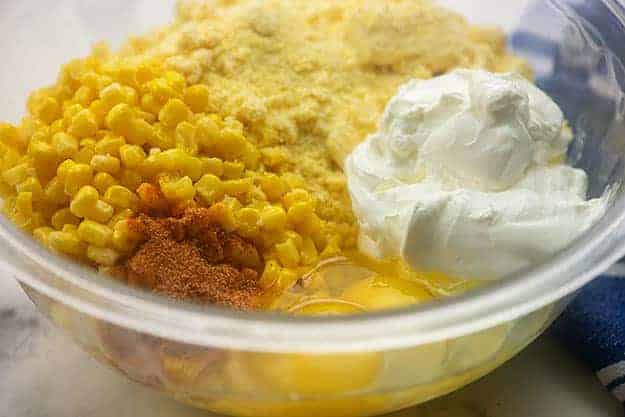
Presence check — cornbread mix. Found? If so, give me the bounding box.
[0,0,577,315]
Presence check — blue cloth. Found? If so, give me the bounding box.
[510,0,625,405]
[552,275,625,404]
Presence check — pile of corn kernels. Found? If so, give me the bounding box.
[0,44,358,295]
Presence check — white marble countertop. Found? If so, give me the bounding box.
[0,276,621,417]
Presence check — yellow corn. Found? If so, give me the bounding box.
[275,238,300,268]
[87,245,120,266]
[222,161,245,180]
[90,154,120,174]
[2,163,33,186]
[119,144,146,168]
[183,84,210,113]
[195,174,224,205]
[51,208,80,230]
[69,185,99,218]
[105,103,134,136]
[77,220,113,247]
[94,135,126,156]
[159,98,190,128]
[48,231,86,256]
[236,207,260,237]
[160,176,196,201]
[16,177,43,201]
[64,163,93,196]
[112,219,141,252]
[258,174,287,201]
[260,206,287,232]
[119,169,143,191]
[93,172,118,194]
[200,157,223,177]
[33,227,54,247]
[103,185,139,209]
[300,237,319,265]
[68,109,98,138]
[175,121,198,155]
[52,132,79,159]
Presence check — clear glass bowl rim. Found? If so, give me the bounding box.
[2,190,624,353]
[2,0,625,353]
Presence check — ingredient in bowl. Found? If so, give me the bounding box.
[123,204,262,309]
[346,69,609,280]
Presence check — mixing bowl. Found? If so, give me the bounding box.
[2,1,625,416]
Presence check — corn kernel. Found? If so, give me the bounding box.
[112,219,141,252]
[63,104,84,127]
[275,238,300,268]
[16,177,43,201]
[90,154,120,174]
[258,174,287,201]
[104,185,139,209]
[51,208,80,230]
[15,192,33,218]
[208,201,236,231]
[44,177,68,205]
[33,97,61,124]
[68,109,98,138]
[93,172,118,194]
[0,123,26,150]
[126,118,154,146]
[69,185,99,218]
[119,169,143,191]
[29,140,57,169]
[183,84,210,113]
[175,121,198,155]
[287,201,314,225]
[260,260,281,288]
[159,98,190,128]
[108,208,133,228]
[105,103,134,136]
[95,136,125,156]
[62,224,78,234]
[140,93,163,115]
[52,132,79,159]
[222,178,253,197]
[281,173,305,189]
[160,176,196,201]
[260,206,287,232]
[73,86,95,106]
[196,116,220,151]
[195,174,224,205]
[33,227,54,247]
[237,207,260,237]
[87,246,120,266]
[2,163,33,186]
[78,220,113,247]
[283,189,312,209]
[283,230,304,249]
[64,163,93,196]
[217,128,248,160]
[100,83,126,108]
[48,231,86,256]
[260,147,289,168]
[56,159,75,181]
[223,161,245,179]
[119,144,146,168]
[300,237,319,265]
[200,157,223,176]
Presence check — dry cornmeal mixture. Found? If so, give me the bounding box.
[0,0,528,312]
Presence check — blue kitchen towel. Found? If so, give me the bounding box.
[552,274,625,404]
[510,0,625,405]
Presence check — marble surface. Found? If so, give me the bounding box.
[0,275,622,417]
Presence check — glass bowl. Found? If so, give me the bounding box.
[2,1,625,416]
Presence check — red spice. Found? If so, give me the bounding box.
[124,206,263,310]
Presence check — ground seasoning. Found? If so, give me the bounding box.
[124,206,263,310]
